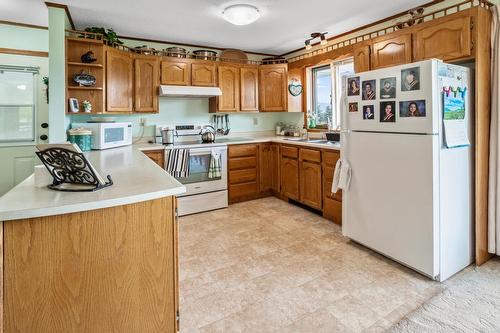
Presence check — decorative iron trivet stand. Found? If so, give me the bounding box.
[36,147,113,192]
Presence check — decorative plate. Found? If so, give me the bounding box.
[73,72,96,87]
[288,79,303,96]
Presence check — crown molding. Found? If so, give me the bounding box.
[279,0,445,57]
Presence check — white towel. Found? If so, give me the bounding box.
[208,150,222,179]
[332,159,351,193]
[164,149,190,178]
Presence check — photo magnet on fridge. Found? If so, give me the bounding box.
[400,100,426,117]
[363,105,375,119]
[380,77,396,99]
[362,80,376,100]
[347,77,360,96]
[380,101,396,122]
[348,102,359,112]
[401,67,420,91]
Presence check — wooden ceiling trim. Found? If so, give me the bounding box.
[45,2,76,30]
[0,48,48,57]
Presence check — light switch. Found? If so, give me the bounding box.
[253,117,258,125]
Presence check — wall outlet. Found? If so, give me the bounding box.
[140,118,147,126]
[253,117,258,126]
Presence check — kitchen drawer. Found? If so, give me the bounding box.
[229,169,257,184]
[229,182,259,199]
[300,148,321,163]
[229,156,257,170]
[323,150,340,168]
[229,144,258,158]
[281,145,298,159]
[323,197,342,225]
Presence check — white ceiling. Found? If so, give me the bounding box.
[2,0,428,55]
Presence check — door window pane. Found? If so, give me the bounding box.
[312,65,332,127]
[333,61,355,127]
[0,70,35,142]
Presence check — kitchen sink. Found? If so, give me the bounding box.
[283,138,309,142]
[307,139,329,143]
[283,138,338,145]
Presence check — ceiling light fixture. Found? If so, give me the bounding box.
[304,32,328,50]
[222,4,260,26]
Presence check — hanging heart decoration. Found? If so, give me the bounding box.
[288,79,303,96]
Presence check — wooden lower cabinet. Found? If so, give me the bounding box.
[2,197,179,333]
[280,146,299,200]
[228,143,341,224]
[299,148,322,210]
[143,149,165,167]
[323,197,342,224]
[259,143,280,194]
[228,144,260,203]
[322,150,342,224]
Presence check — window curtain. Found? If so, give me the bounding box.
[488,5,500,255]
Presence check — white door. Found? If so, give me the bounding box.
[342,131,440,278]
[0,55,49,196]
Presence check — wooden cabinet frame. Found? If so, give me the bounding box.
[371,33,412,70]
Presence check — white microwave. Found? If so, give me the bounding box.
[72,122,133,150]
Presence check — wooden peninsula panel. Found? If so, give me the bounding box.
[3,196,178,333]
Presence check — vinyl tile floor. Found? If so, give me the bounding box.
[178,197,442,333]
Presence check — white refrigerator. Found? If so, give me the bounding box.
[341,59,474,281]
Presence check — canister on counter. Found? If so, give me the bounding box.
[67,128,92,151]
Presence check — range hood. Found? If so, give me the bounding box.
[159,85,222,97]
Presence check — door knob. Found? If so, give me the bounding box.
[39,134,48,141]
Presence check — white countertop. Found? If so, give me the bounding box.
[141,135,341,151]
[0,145,186,221]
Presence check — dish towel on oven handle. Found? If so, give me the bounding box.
[332,159,351,193]
[208,149,222,179]
[164,148,190,178]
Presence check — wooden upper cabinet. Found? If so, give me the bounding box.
[161,59,190,85]
[106,47,133,112]
[134,55,159,113]
[414,15,472,61]
[371,34,412,70]
[191,62,217,86]
[217,65,240,112]
[240,66,259,111]
[259,64,287,112]
[353,43,371,73]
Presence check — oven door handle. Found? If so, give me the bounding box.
[188,147,227,156]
